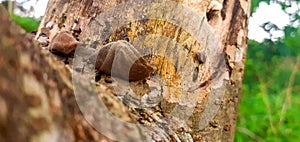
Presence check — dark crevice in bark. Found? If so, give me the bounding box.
[225,54,233,78]
[221,0,228,20]
[227,0,243,45]
[206,10,219,21]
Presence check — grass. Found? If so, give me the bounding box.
[235,55,300,141]
[9,13,40,32]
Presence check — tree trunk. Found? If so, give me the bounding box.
[0,0,250,141]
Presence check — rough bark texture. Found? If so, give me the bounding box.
[0,0,250,141]
[0,6,113,142]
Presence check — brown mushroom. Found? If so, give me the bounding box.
[88,40,155,81]
[49,31,79,55]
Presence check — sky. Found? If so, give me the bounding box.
[9,0,297,42]
[248,2,294,42]
[14,0,48,17]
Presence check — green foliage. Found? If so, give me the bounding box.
[251,0,270,14]
[236,19,300,142]
[283,26,300,55]
[9,14,40,32]
[236,38,300,141]
[236,0,300,141]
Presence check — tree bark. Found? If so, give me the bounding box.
[0,5,115,142]
[0,0,250,141]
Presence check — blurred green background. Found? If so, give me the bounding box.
[236,0,300,141]
[1,0,300,141]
